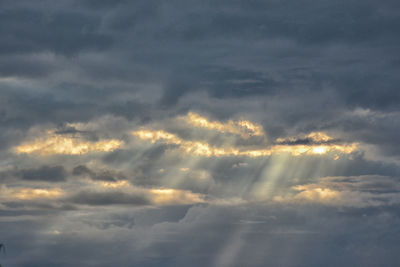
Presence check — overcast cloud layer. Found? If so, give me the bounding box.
[1,1,400,266]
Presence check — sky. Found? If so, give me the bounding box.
[1,0,400,266]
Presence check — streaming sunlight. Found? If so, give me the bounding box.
[251,154,291,200]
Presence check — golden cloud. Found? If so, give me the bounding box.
[149,188,205,205]
[97,180,130,188]
[15,131,123,155]
[273,176,400,207]
[1,185,64,200]
[183,112,264,137]
[276,132,332,144]
[292,185,339,201]
[133,129,357,158]
[91,180,204,205]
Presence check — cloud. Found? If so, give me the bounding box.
[72,165,126,182]
[1,0,400,266]
[275,175,400,207]
[183,112,264,138]
[14,129,123,155]
[0,185,64,200]
[0,165,67,183]
[4,202,400,267]
[67,190,151,206]
[66,186,205,206]
[132,114,357,158]
[0,7,112,56]
[18,165,67,182]
[149,188,205,205]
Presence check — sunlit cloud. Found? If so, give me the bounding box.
[133,129,242,157]
[271,142,358,156]
[0,185,64,200]
[274,186,364,206]
[150,188,205,205]
[276,132,333,143]
[273,186,348,206]
[0,181,205,207]
[83,180,204,206]
[133,129,357,158]
[274,175,400,207]
[293,186,340,201]
[97,180,130,188]
[15,130,123,155]
[183,112,264,137]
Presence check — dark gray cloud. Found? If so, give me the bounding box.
[67,190,151,206]
[275,137,341,146]
[0,165,66,182]
[72,165,126,182]
[19,165,67,182]
[0,7,112,56]
[2,203,400,267]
